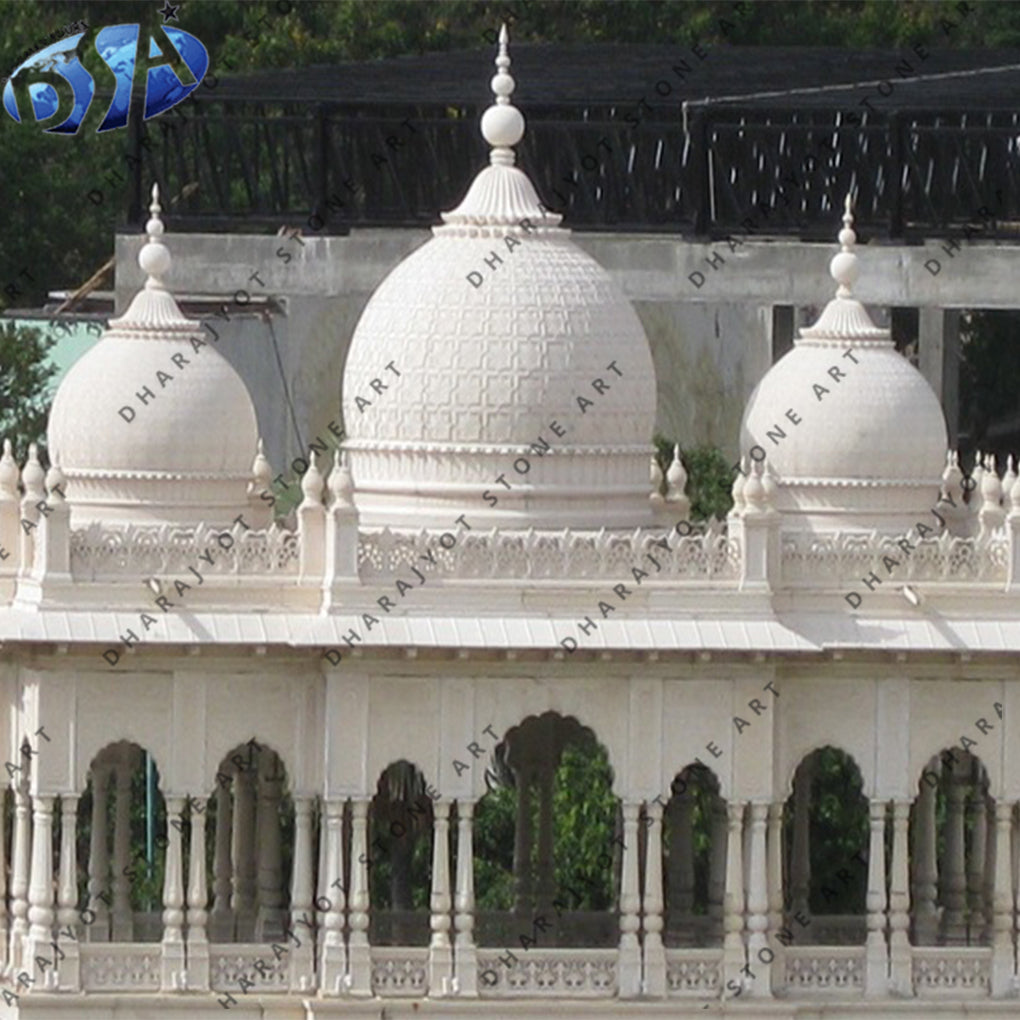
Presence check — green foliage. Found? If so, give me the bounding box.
[792,747,869,916]
[474,728,617,911]
[551,738,617,910]
[0,323,56,462]
[474,783,517,909]
[653,436,735,520]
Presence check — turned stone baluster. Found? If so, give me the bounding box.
[56,795,80,991]
[454,800,478,996]
[641,800,666,997]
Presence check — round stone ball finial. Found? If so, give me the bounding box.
[829,192,858,298]
[138,182,171,287]
[481,22,526,164]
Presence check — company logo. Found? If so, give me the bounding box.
[2,24,209,134]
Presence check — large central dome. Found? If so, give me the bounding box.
[341,27,657,529]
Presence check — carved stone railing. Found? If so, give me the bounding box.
[476,948,617,997]
[209,945,291,993]
[80,944,161,992]
[371,947,429,996]
[912,946,991,996]
[664,947,722,997]
[70,521,300,581]
[359,522,740,581]
[782,946,865,993]
[781,530,1009,586]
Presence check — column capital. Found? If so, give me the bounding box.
[644,798,663,822]
[727,800,747,824]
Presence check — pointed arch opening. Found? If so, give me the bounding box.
[474,712,618,949]
[660,763,726,948]
[77,741,166,943]
[205,739,294,944]
[783,746,869,945]
[368,759,437,947]
[911,746,993,947]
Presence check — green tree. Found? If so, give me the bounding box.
[654,437,735,520]
[0,322,56,462]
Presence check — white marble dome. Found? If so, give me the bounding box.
[47,187,258,525]
[740,199,948,531]
[341,30,657,529]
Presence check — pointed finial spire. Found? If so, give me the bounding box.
[480,23,525,168]
[829,192,858,299]
[138,182,171,292]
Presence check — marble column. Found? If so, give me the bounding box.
[991,800,1016,995]
[641,800,666,996]
[967,782,988,944]
[912,767,939,945]
[942,757,969,943]
[983,797,996,942]
[790,761,813,919]
[535,770,555,919]
[723,801,747,994]
[10,784,33,965]
[0,787,8,968]
[320,799,347,995]
[160,798,186,991]
[209,784,233,941]
[454,800,478,997]
[708,799,728,928]
[670,786,696,916]
[512,769,534,921]
[745,802,770,997]
[617,801,642,997]
[428,799,453,995]
[56,795,80,991]
[186,798,210,989]
[230,768,257,941]
[347,799,372,996]
[254,753,285,941]
[25,795,55,985]
[864,800,889,997]
[766,802,784,936]
[888,799,912,995]
[111,761,133,941]
[288,797,315,990]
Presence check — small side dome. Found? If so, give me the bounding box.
[47,185,259,525]
[740,196,948,531]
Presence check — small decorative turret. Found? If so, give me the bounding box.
[21,444,44,502]
[300,460,324,509]
[328,450,355,510]
[1002,454,1017,505]
[665,445,690,517]
[941,449,963,506]
[730,458,748,517]
[0,439,19,499]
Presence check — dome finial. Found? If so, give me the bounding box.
[138,182,171,292]
[480,23,525,167]
[829,191,858,299]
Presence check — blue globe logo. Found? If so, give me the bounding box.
[2,24,209,134]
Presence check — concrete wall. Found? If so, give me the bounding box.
[115,230,1020,478]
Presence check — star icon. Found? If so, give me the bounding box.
[158,0,180,24]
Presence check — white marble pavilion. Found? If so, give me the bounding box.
[2,26,1020,1020]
